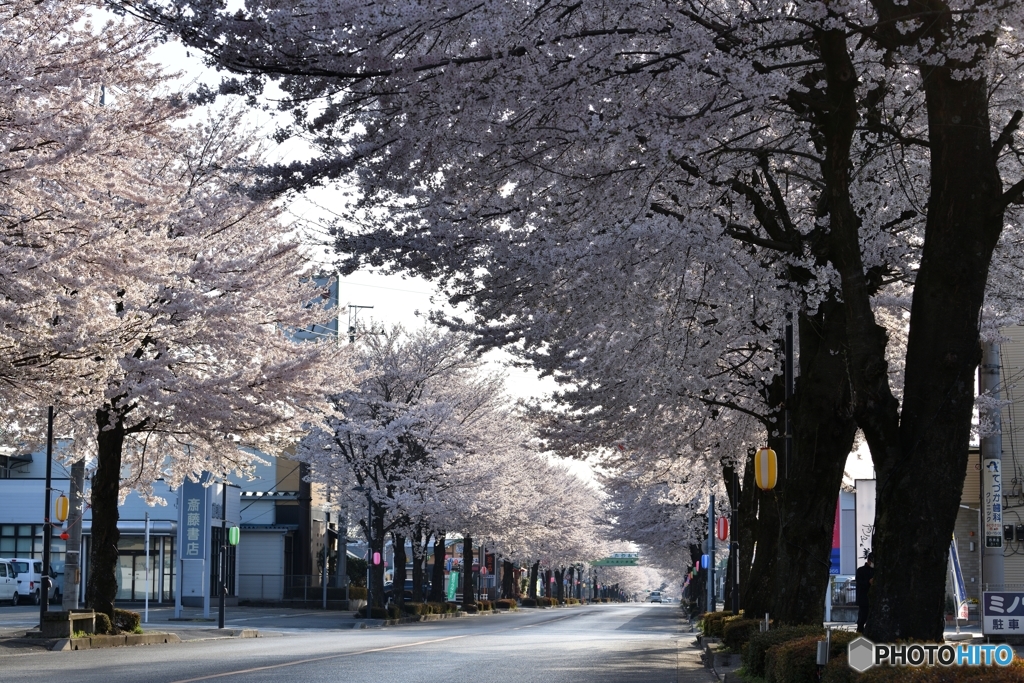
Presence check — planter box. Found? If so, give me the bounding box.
[40,610,96,639]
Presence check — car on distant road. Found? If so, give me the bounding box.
[647,591,663,603]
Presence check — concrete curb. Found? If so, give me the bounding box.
[51,628,259,651]
[53,632,183,651]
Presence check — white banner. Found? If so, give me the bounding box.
[855,479,876,565]
[983,459,1004,549]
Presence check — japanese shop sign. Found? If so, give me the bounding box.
[983,459,1003,549]
[178,477,209,560]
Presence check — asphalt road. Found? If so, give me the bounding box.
[0,603,709,683]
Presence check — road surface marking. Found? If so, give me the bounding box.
[168,635,469,683]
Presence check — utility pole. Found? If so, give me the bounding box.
[218,481,227,629]
[63,458,85,610]
[40,407,54,623]
[980,341,1005,589]
[347,305,374,343]
[707,494,715,613]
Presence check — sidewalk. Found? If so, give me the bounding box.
[0,603,378,655]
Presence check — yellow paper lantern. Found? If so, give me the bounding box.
[54,494,69,523]
[755,447,778,490]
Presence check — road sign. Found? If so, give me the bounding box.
[592,557,638,567]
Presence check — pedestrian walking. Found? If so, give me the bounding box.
[856,552,874,633]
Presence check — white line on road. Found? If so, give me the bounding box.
[167,635,469,683]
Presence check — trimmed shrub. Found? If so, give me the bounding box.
[743,625,824,678]
[387,605,401,619]
[495,599,517,610]
[348,586,367,600]
[722,618,761,651]
[520,598,538,607]
[443,601,460,613]
[462,605,478,614]
[823,651,1024,683]
[700,610,735,637]
[477,600,493,611]
[113,609,141,634]
[94,612,112,635]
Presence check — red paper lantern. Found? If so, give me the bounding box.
[716,516,729,541]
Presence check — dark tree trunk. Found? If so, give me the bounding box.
[566,566,575,600]
[741,297,857,625]
[555,569,564,602]
[411,527,426,602]
[501,559,515,599]
[86,405,125,622]
[811,15,1003,640]
[392,532,407,609]
[461,535,474,610]
[368,508,386,608]
[429,531,446,603]
[868,73,999,643]
[528,561,539,599]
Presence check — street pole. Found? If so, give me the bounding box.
[731,470,740,614]
[784,314,793,479]
[322,506,329,610]
[366,490,372,614]
[40,406,54,623]
[144,513,150,623]
[707,494,715,613]
[981,340,1005,589]
[62,458,85,610]
[218,481,227,629]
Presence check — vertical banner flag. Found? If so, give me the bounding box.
[854,479,876,563]
[830,501,841,574]
[950,536,970,621]
[447,570,460,601]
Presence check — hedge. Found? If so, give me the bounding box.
[348,586,367,600]
[822,650,1024,683]
[722,618,761,651]
[763,631,857,683]
[700,610,735,637]
[743,625,824,678]
[113,609,142,634]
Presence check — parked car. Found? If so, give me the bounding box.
[383,578,430,602]
[0,558,16,604]
[9,558,56,605]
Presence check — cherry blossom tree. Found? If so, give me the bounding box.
[121,0,1024,638]
[0,1,348,619]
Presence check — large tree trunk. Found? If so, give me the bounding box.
[86,405,125,622]
[461,535,474,610]
[868,73,1000,642]
[412,526,429,602]
[368,506,386,608]
[501,559,515,599]
[743,299,857,624]
[392,532,407,609]
[814,16,1003,640]
[429,531,446,602]
[528,561,539,599]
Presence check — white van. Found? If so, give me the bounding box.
[9,558,44,605]
[0,559,15,603]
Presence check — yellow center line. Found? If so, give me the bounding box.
[167,635,468,683]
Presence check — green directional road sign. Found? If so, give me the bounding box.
[592,557,639,567]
